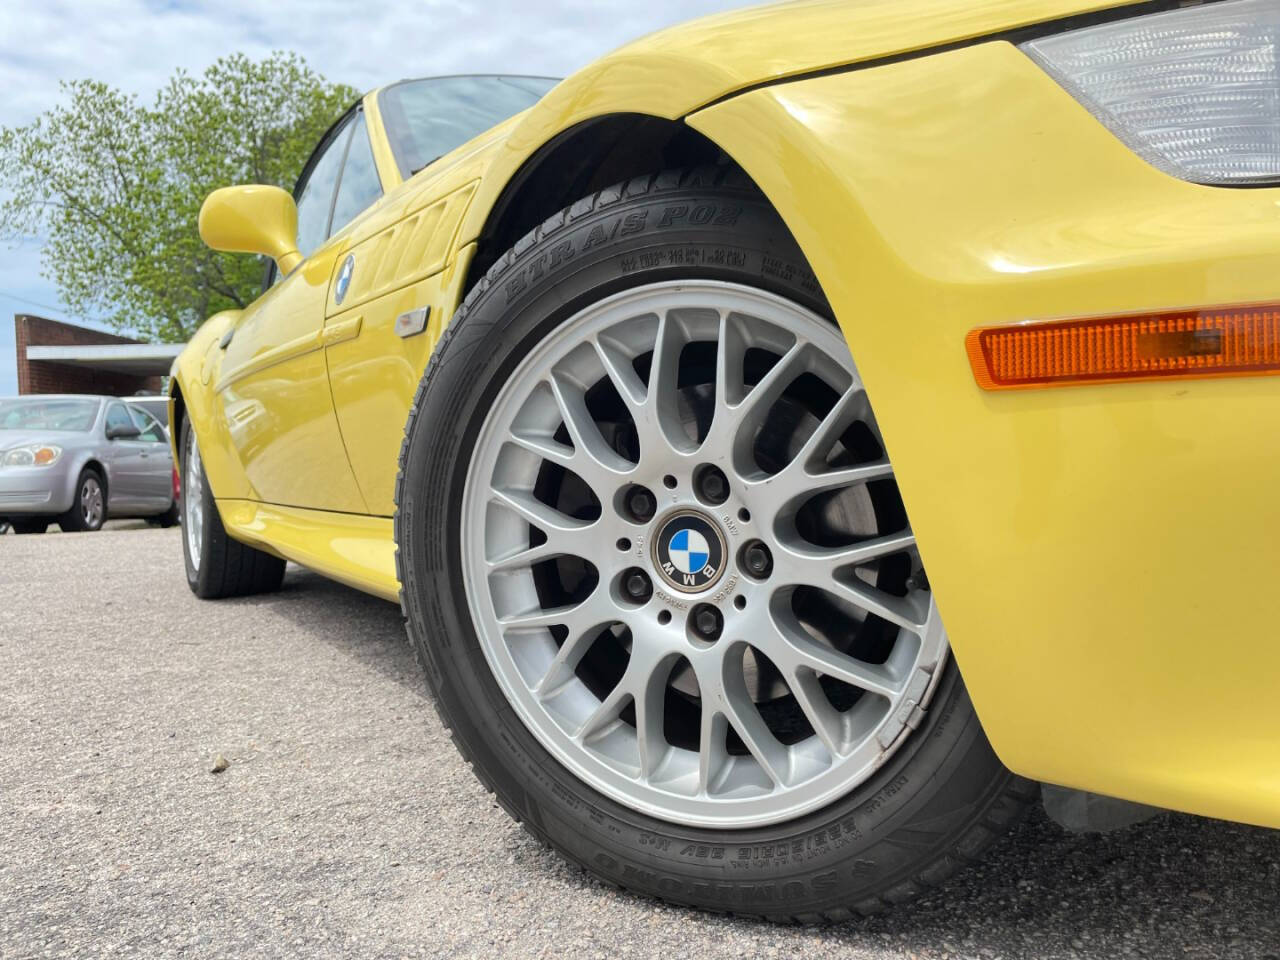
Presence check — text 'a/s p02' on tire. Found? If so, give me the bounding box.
[395,167,1035,921]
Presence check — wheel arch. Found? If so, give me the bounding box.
[168,379,187,467]
[464,114,731,294]
[450,27,831,301]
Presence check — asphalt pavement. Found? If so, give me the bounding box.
[2,526,1277,959]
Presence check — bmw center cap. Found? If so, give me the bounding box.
[653,511,727,593]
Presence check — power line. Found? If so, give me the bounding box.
[0,288,68,315]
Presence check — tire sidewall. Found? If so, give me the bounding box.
[399,177,1009,915]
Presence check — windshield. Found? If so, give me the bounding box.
[0,397,99,432]
[378,75,559,179]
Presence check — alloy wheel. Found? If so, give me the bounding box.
[81,477,104,529]
[461,281,947,828]
[185,436,204,568]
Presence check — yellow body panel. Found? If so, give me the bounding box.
[219,499,398,601]
[326,247,475,512]
[689,42,1280,828]
[215,242,368,513]
[171,0,1280,826]
[322,127,499,513]
[451,0,1137,251]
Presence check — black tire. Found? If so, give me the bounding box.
[180,418,286,599]
[148,502,181,528]
[57,468,106,532]
[396,167,1035,920]
[11,518,49,535]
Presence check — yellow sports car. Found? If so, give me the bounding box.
[171,0,1280,920]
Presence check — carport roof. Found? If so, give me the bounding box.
[25,343,183,377]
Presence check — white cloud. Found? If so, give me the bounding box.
[0,0,752,393]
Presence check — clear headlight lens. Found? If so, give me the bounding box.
[2,444,63,467]
[1022,0,1280,185]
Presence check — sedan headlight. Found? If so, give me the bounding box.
[1022,0,1280,185]
[2,444,63,467]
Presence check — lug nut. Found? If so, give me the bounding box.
[623,569,652,602]
[695,465,729,505]
[741,540,772,579]
[690,603,724,642]
[626,486,656,523]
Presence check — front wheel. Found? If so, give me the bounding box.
[180,418,285,598]
[396,168,1034,920]
[58,468,106,532]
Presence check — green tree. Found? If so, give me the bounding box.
[0,52,357,342]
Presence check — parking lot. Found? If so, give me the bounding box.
[2,525,1278,959]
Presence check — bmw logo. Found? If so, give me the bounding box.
[335,254,355,305]
[653,511,727,593]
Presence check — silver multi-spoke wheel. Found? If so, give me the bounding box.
[462,281,947,828]
[185,435,204,570]
[80,476,104,529]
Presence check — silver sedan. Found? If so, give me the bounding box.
[0,395,178,534]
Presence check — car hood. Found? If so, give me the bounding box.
[608,0,1142,109]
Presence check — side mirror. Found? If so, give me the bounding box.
[198,185,303,275]
[106,422,141,441]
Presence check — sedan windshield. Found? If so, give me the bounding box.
[378,75,559,179]
[0,398,99,432]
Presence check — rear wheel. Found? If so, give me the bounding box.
[58,468,106,532]
[180,418,286,599]
[396,168,1033,920]
[148,502,180,528]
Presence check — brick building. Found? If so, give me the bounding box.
[13,314,181,395]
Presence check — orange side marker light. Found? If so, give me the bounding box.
[967,304,1280,390]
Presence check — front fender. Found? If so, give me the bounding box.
[455,0,1130,252]
[687,42,1280,827]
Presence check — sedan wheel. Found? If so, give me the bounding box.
[397,167,1034,920]
[81,477,104,529]
[58,468,106,532]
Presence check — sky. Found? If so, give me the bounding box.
[0,0,752,395]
